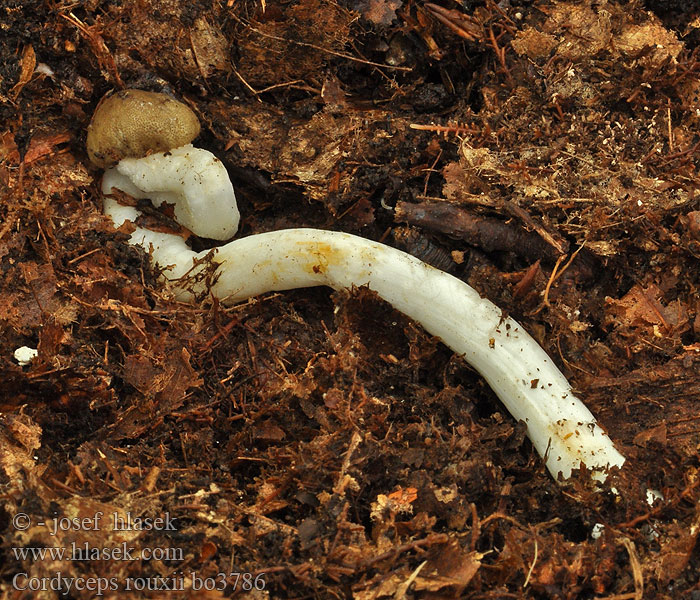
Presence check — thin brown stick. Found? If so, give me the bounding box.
[410,122,478,136]
[541,253,567,308]
[232,14,412,72]
[425,4,480,42]
[423,150,443,196]
[488,25,514,85]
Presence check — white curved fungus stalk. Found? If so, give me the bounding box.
[102,144,239,240]
[101,146,625,482]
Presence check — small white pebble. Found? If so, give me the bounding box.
[14,346,38,366]
[643,523,660,541]
[34,63,54,77]
[646,488,663,506]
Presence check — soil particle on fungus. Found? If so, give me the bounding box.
[2,0,700,598]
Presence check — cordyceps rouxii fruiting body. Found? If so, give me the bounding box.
[92,89,626,482]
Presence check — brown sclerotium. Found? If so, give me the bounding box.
[86,89,200,168]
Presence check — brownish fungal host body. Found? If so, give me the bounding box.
[86,89,200,168]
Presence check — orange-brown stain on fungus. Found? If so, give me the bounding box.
[295,241,338,277]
